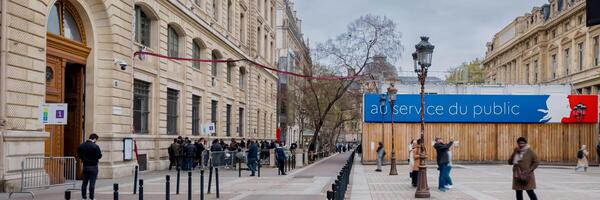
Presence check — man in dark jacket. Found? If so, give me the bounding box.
[247,140,259,176]
[183,140,196,170]
[77,133,102,200]
[434,136,454,192]
[275,143,287,175]
[170,138,183,170]
[596,142,600,165]
[168,139,178,170]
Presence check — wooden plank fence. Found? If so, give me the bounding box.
[361,123,598,164]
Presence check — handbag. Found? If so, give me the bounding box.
[514,167,530,182]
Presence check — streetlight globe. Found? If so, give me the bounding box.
[415,36,435,67]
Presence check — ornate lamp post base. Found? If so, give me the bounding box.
[389,152,398,175]
[415,153,430,198]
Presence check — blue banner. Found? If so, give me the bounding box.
[363,94,552,123]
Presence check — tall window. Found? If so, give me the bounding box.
[270,41,274,63]
[271,6,275,27]
[133,80,150,134]
[257,26,262,55]
[264,0,268,20]
[564,48,570,75]
[227,0,232,31]
[578,42,584,70]
[211,51,220,77]
[264,35,268,58]
[168,25,179,57]
[257,110,260,137]
[263,112,267,138]
[192,40,203,69]
[134,5,151,47]
[192,95,201,135]
[239,67,246,89]
[240,13,246,43]
[534,60,539,83]
[167,88,179,135]
[211,100,218,136]
[213,0,219,21]
[226,104,232,137]
[238,107,244,137]
[227,63,233,83]
[594,36,600,66]
[552,54,557,79]
[525,64,530,84]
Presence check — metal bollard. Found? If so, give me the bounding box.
[215,168,220,198]
[138,179,144,200]
[188,171,192,200]
[238,161,241,177]
[258,161,261,177]
[64,190,71,200]
[176,168,181,195]
[200,169,205,200]
[133,166,138,194]
[208,167,213,194]
[166,175,171,200]
[331,183,337,200]
[113,183,119,200]
[326,190,334,200]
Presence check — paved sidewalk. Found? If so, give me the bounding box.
[349,158,600,200]
[2,153,352,200]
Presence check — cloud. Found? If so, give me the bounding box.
[294,0,548,78]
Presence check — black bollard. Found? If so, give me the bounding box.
[188,171,192,200]
[138,179,144,200]
[200,169,205,200]
[133,166,138,194]
[258,161,261,177]
[176,168,181,195]
[113,183,119,200]
[64,190,71,200]
[207,166,213,194]
[238,161,241,177]
[215,168,220,198]
[166,175,171,200]
[326,190,334,200]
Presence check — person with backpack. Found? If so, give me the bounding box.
[247,140,259,176]
[183,140,196,171]
[576,145,589,172]
[275,142,287,175]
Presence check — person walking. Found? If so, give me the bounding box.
[576,145,589,172]
[509,137,539,200]
[409,139,419,187]
[247,140,259,176]
[168,139,178,171]
[376,142,385,172]
[434,136,454,192]
[596,142,600,166]
[183,140,196,171]
[275,142,287,175]
[77,133,102,200]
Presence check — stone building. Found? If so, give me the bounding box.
[483,0,600,94]
[0,0,278,191]
[275,0,311,147]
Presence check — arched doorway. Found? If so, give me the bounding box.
[45,0,90,163]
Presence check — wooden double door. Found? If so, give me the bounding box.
[44,55,85,159]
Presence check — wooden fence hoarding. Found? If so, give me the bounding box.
[361,123,598,164]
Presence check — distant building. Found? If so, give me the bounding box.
[360,55,399,93]
[397,76,444,85]
[483,0,600,95]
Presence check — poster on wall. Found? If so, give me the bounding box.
[363,94,598,124]
[123,138,134,161]
[39,103,68,125]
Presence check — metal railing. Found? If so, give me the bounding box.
[9,156,77,199]
[327,151,355,200]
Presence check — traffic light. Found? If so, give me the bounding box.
[588,0,600,27]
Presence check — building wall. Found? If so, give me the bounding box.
[275,0,311,146]
[483,0,600,94]
[0,0,278,191]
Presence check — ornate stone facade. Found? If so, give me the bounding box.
[483,0,600,95]
[0,0,278,191]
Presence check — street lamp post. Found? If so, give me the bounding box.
[413,36,434,198]
[379,95,386,166]
[387,84,398,175]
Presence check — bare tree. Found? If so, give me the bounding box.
[302,15,403,150]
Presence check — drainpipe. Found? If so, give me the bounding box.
[1,0,9,189]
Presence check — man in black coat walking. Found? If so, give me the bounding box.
[77,133,102,200]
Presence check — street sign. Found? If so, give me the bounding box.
[202,123,216,135]
[39,103,68,125]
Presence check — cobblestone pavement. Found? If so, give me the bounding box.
[350,157,600,200]
[1,153,352,200]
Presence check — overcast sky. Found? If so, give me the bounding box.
[294,0,548,78]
